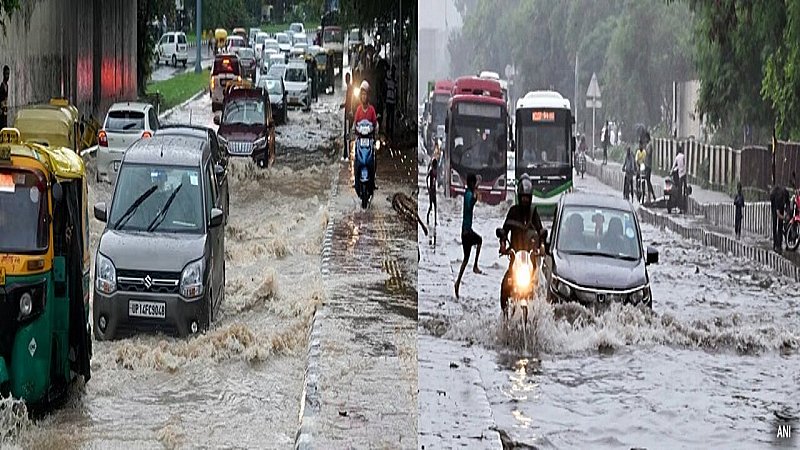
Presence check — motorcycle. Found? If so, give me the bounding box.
[576,151,586,178]
[636,163,647,203]
[784,194,800,251]
[354,119,377,209]
[496,227,546,329]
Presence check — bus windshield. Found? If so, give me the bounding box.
[450,117,507,171]
[517,109,570,168]
[431,94,449,126]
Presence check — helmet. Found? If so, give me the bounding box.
[360,80,370,92]
[517,174,533,205]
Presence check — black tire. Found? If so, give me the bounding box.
[786,222,800,251]
[361,194,368,209]
[182,60,187,68]
[172,54,177,67]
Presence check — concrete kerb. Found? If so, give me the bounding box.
[587,160,800,282]
[295,163,340,450]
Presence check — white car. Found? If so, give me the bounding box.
[276,33,291,54]
[254,32,270,62]
[264,51,284,74]
[293,32,307,46]
[290,22,305,34]
[156,32,188,67]
[97,102,159,183]
[284,62,310,111]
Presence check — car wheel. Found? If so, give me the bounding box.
[182,60,187,68]
[172,54,177,67]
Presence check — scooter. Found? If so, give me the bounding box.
[496,227,546,343]
[354,119,376,209]
[576,151,586,178]
[784,194,800,251]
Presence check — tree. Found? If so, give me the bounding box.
[137,0,176,95]
[0,0,19,35]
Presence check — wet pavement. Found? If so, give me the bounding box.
[304,134,419,448]
[1,77,343,449]
[418,168,800,449]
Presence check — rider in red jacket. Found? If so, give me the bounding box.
[353,80,378,131]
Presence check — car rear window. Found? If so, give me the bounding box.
[285,68,307,82]
[106,110,145,132]
[213,57,240,75]
[177,34,186,44]
[238,48,255,59]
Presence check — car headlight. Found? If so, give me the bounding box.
[19,292,33,316]
[550,276,571,298]
[254,136,267,148]
[15,281,46,322]
[180,259,204,299]
[629,285,651,305]
[96,253,116,294]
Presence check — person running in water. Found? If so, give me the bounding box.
[455,173,483,298]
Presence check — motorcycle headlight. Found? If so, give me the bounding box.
[95,253,116,294]
[629,285,651,305]
[353,87,361,99]
[254,136,267,148]
[375,140,381,150]
[180,259,204,299]
[513,263,532,289]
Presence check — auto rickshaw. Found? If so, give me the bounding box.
[314,47,334,94]
[13,98,98,154]
[214,28,228,55]
[0,127,92,407]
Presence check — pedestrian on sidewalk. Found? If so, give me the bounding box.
[0,66,9,128]
[602,122,610,165]
[622,146,636,201]
[671,146,687,213]
[455,173,483,298]
[643,131,656,202]
[426,157,438,226]
[770,183,791,253]
[734,182,744,239]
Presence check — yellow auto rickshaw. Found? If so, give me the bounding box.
[214,28,228,55]
[13,98,98,154]
[315,47,334,94]
[0,127,92,406]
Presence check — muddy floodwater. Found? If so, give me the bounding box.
[0,92,343,449]
[418,171,800,449]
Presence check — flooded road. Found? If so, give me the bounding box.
[418,169,800,449]
[1,91,342,448]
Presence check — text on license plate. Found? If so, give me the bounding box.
[129,300,166,318]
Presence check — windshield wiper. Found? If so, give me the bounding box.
[147,183,183,232]
[562,250,637,261]
[122,122,140,130]
[113,185,158,230]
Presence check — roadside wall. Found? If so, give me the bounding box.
[0,0,136,122]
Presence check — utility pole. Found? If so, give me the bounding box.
[574,53,578,138]
[195,0,202,73]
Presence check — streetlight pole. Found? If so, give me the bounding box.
[195,0,202,73]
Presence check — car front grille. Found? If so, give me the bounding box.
[227,141,254,156]
[117,269,180,295]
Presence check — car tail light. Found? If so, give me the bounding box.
[142,131,152,139]
[211,77,215,90]
[98,130,108,147]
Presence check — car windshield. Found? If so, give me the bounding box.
[556,205,641,260]
[277,34,289,44]
[256,35,269,45]
[323,28,342,43]
[106,110,145,132]
[237,48,255,59]
[0,168,49,253]
[222,99,266,126]
[213,57,239,75]
[285,67,307,82]
[109,164,203,233]
[265,41,280,51]
[261,79,283,95]
[290,24,303,33]
[267,66,285,78]
[228,37,244,47]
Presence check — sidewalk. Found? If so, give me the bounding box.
[586,159,800,281]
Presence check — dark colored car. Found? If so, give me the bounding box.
[258,76,287,125]
[543,193,659,309]
[92,132,228,339]
[214,87,276,168]
[236,48,258,82]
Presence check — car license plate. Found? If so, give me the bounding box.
[129,300,166,319]
[290,96,299,103]
[113,161,120,172]
[359,138,371,147]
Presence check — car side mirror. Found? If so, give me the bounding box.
[646,246,659,265]
[495,228,504,239]
[213,115,220,125]
[94,202,107,222]
[209,208,224,228]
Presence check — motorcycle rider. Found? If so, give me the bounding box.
[498,174,546,318]
[353,80,378,190]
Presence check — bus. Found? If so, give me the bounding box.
[424,79,454,154]
[444,76,509,205]
[479,71,509,107]
[514,90,575,215]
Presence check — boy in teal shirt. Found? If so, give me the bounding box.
[455,173,483,298]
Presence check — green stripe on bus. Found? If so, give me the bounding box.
[533,180,573,198]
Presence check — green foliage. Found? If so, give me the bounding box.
[146,68,210,110]
[137,0,175,96]
[761,0,800,140]
[0,0,19,35]
[448,0,695,133]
